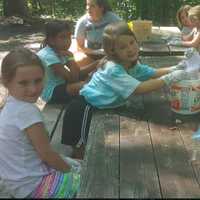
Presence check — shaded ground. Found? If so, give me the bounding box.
[0,24,44,51]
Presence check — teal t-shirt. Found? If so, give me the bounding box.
[37,46,68,102]
[80,61,156,109]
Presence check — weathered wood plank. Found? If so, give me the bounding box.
[145,90,200,198]
[168,45,188,56]
[78,111,120,198]
[140,43,170,56]
[120,116,161,198]
[149,122,200,198]
[177,122,200,187]
[143,89,173,125]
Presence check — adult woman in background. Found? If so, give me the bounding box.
[74,0,121,67]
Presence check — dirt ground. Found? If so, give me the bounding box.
[0,23,44,107]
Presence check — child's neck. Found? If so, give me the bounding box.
[120,60,137,70]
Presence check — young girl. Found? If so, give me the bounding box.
[37,19,98,104]
[176,5,194,41]
[0,48,81,198]
[80,21,192,109]
[37,20,95,159]
[181,5,200,51]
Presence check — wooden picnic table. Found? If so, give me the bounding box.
[78,90,200,198]
[86,26,188,58]
[24,26,188,58]
[139,26,189,57]
[77,56,200,198]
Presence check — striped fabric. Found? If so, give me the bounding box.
[29,171,80,198]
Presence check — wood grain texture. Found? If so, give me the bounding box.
[78,111,120,198]
[120,116,161,198]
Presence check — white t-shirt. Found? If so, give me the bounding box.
[0,96,55,198]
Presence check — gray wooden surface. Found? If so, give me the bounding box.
[78,93,200,198]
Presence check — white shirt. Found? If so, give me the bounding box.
[0,96,55,198]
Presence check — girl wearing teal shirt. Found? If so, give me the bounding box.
[37,20,96,159]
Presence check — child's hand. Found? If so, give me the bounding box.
[169,60,187,71]
[71,163,82,174]
[167,40,183,46]
[59,50,74,58]
[184,48,198,59]
[62,156,82,174]
[160,70,188,86]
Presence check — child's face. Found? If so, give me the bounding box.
[51,30,71,51]
[6,65,44,103]
[180,11,192,27]
[189,16,200,28]
[86,0,104,22]
[114,35,139,68]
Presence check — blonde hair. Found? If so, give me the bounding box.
[188,5,200,21]
[176,5,191,28]
[102,21,137,63]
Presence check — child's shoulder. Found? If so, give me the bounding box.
[105,60,123,69]
[37,46,55,56]
[102,61,126,75]
[37,46,60,64]
[1,96,39,118]
[77,14,89,25]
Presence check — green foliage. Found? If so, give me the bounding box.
[110,0,200,25]
[27,0,85,21]
[0,0,199,25]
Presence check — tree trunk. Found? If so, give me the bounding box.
[3,0,29,17]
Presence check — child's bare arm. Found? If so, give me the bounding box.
[182,32,194,41]
[152,61,187,78]
[79,59,100,79]
[54,50,80,82]
[76,37,94,54]
[52,63,79,82]
[25,122,71,173]
[182,32,200,48]
[151,68,171,78]
[134,79,165,94]
[134,69,189,95]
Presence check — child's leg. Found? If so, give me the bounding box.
[61,96,93,159]
[48,84,71,104]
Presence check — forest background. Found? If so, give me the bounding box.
[0,0,200,27]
